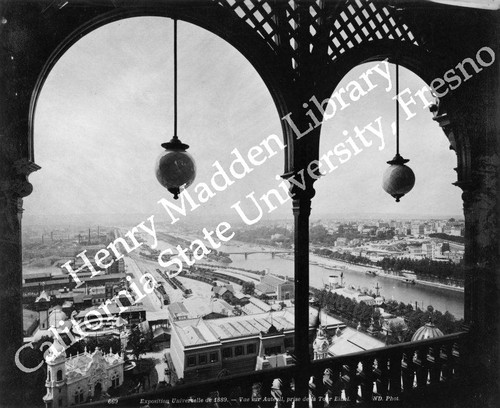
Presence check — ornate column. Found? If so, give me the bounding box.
[284,122,320,405]
[291,189,312,400]
[432,72,499,398]
[0,158,40,405]
[460,153,499,377]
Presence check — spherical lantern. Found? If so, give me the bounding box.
[155,19,196,200]
[156,136,196,199]
[382,154,415,202]
[382,63,416,202]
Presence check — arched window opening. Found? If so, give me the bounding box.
[23,15,285,387]
[314,61,464,346]
[56,369,62,382]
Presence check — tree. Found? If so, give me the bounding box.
[314,289,329,308]
[310,225,329,243]
[242,281,255,296]
[127,325,149,360]
[387,321,406,344]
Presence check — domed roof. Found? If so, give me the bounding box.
[411,321,444,341]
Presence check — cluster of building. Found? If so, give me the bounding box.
[22,247,133,342]
[320,219,465,238]
[313,218,465,264]
[23,252,125,302]
[346,238,464,264]
[21,224,450,407]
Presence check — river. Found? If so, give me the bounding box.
[216,243,464,319]
[140,232,464,319]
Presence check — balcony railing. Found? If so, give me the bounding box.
[76,331,467,407]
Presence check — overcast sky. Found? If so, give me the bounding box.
[24,17,462,225]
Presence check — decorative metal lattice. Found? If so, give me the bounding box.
[215,0,420,71]
[326,0,419,60]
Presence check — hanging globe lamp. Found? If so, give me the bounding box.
[155,19,196,199]
[382,63,415,202]
[382,153,415,202]
[156,136,196,199]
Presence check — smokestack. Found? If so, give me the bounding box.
[88,228,91,245]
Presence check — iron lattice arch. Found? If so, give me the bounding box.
[215,0,421,72]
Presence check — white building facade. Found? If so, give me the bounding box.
[43,344,124,408]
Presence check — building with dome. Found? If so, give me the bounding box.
[411,320,444,342]
[43,344,124,408]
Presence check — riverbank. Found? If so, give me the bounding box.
[313,254,464,293]
[412,278,464,292]
[277,252,464,293]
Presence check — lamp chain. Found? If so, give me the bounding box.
[396,62,399,156]
[173,18,178,139]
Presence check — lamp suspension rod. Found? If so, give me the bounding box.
[396,62,399,156]
[173,18,178,138]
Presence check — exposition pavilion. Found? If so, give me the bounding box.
[0,0,498,407]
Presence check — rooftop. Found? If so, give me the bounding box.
[23,309,39,332]
[172,318,219,347]
[172,308,344,348]
[328,327,385,356]
[75,303,145,319]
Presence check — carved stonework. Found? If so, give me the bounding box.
[0,159,40,198]
[13,158,41,197]
[431,101,472,192]
[0,159,40,244]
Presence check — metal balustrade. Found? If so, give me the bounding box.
[76,331,466,407]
